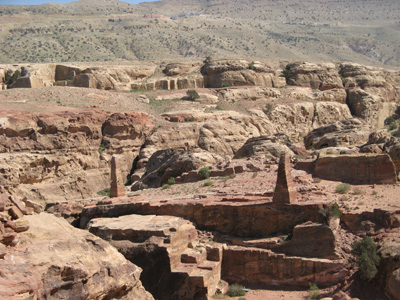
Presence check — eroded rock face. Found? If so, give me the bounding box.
[233,134,295,159]
[340,62,399,129]
[132,148,221,190]
[0,213,154,300]
[314,154,397,184]
[222,246,347,288]
[202,59,281,88]
[304,118,371,150]
[0,110,152,203]
[87,214,220,300]
[285,62,344,91]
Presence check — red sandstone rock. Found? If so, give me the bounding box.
[110,156,125,198]
[0,213,154,300]
[314,154,397,184]
[9,205,24,220]
[273,153,297,204]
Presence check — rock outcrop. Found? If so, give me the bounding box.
[233,134,295,159]
[88,214,221,300]
[0,213,154,300]
[340,62,399,129]
[304,118,371,150]
[0,110,152,203]
[202,59,283,88]
[314,154,397,184]
[222,246,346,288]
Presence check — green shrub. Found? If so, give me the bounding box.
[222,83,231,87]
[352,236,380,280]
[97,188,110,196]
[203,181,213,187]
[226,283,245,297]
[162,184,171,189]
[5,69,22,89]
[308,283,320,299]
[184,116,195,122]
[313,177,322,183]
[167,177,176,185]
[198,167,210,179]
[98,143,107,154]
[319,202,342,219]
[186,90,200,101]
[335,183,351,194]
[238,298,247,300]
[248,61,255,70]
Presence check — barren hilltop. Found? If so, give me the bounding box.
[0,0,399,66]
[1,1,400,300]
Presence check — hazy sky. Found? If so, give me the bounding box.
[0,0,158,4]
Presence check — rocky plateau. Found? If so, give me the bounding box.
[1,59,400,300]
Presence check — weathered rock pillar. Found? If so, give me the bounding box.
[273,153,297,204]
[110,155,125,198]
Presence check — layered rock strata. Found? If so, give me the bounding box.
[0,213,154,300]
[87,214,221,300]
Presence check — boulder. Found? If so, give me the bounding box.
[0,213,154,300]
[132,148,221,190]
[233,134,295,159]
[304,119,371,150]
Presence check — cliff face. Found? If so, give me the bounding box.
[0,109,153,203]
[0,213,154,300]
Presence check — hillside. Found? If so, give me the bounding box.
[0,0,399,66]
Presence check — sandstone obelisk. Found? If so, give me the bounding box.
[273,153,297,204]
[110,155,125,198]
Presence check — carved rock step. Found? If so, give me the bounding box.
[181,248,207,264]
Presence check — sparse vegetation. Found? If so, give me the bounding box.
[97,188,110,196]
[98,143,107,154]
[199,167,210,180]
[319,202,342,219]
[226,283,246,297]
[335,183,351,194]
[313,177,322,183]
[162,184,171,190]
[167,177,176,185]
[186,90,200,101]
[352,236,380,280]
[5,69,22,89]
[308,283,320,299]
[203,180,213,187]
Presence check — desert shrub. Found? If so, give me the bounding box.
[238,298,246,300]
[248,61,255,70]
[222,83,231,87]
[226,283,245,297]
[319,202,342,219]
[97,188,110,196]
[352,236,380,280]
[184,116,195,122]
[167,177,175,185]
[198,167,210,179]
[335,183,351,194]
[186,90,200,101]
[98,143,107,154]
[203,180,213,187]
[5,69,22,89]
[162,184,171,189]
[353,187,364,195]
[313,177,322,183]
[308,283,320,299]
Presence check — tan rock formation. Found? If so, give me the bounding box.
[340,62,399,129]
[304,118,371,150]
[285,62,344,91]
[273,153,297,204]
[0,110,152,203]
[314,154,397,184]
[202,59,280,88]
[0,213,154,300]
[88,214,220,300]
